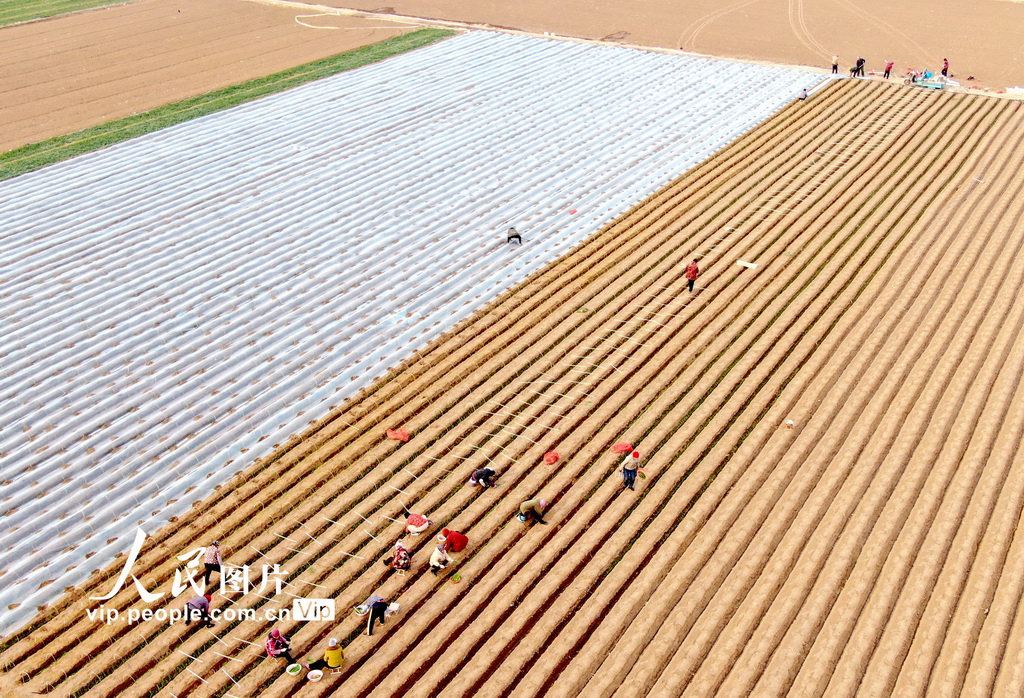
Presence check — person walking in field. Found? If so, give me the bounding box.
[266,628,296,664]
[185,593,214,628]
[519,498,548,525]
[685,258,700,293]
[621,451,641,491]
[942,58,949,77]
[203,540,222,586]
[429,543,453,575]
[437,528,469,553]
[831,54,839,74]
[883,60,894,79]
[305,638,344,671]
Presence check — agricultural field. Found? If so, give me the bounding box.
[4,76,1024,697]
[327,0,1024,91]
[0,0,126,28]
[0,0,416,152]
[0,32,823,640]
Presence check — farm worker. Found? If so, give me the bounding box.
[622,451,641,491]
[798,89,808,101]
[831,55,838,74]
[520,498,548,525]
[883,60,894,79]
[685,259,700,293]
[366,597,391,636]
[266,629,296,664]
[429,544,453,575]
[942,58,949,77]
[469,467,498,488]
[305,638,344,671]
[185,593,214,627]
[388,540,411,572]
[437,528,469,553]
[203,540,222,586]
[507,226,522,244]
[405,513,430,535]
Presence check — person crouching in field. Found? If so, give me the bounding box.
[384,540,411,574]
[186,593,214,628]
[621,451,641,491]
[429,543,453,575]
[469,466,498,488]
[438,528,469,553]
[519,498,548,525]
[266,629,296,664]
[305,638,344,671]
[405,512,430,535]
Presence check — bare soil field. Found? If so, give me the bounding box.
[0,0,414,152]
[4,78,1024,696]
[326,0,1024,90]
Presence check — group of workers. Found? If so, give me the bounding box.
[832,54,952,82]
[265,627,345,671]
[181,411,655,681]
[385,524,470,576]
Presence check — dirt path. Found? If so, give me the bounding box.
[0,0,415,152]
[3,80,1024,696]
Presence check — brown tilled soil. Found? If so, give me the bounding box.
[327,0,1024,91]
[3,79,1024,696]
[0,0,415,152]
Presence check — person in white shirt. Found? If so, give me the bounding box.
[622,451,641,491]
[429,544,453,575]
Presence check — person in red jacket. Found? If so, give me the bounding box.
[883,60,894,79]
[685,258,700,293]
[437,528,468,553]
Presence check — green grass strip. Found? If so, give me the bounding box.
[0,0,132,26]
[0,27,456,182]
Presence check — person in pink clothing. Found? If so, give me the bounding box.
[685,259,700,293]
[405,512,430,535]
[883,60,894,79]
[266,628,295,664]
